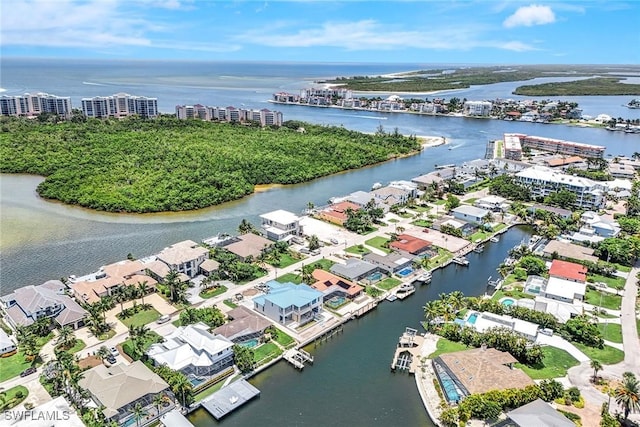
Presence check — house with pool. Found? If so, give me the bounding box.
[432,347,534,404]
[253,281,323,327]
[363,252,414,277]
[310,269,364,306]
[389,234,434,257]
[212,306,272,345]
[464,311,539,341]
[146,322,235,390]
[330,258,382,282]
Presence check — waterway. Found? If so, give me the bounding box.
[187,226,533,426]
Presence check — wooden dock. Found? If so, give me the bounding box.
[201,379,260,420]
[390,327,424,374]
[283,349,314,369]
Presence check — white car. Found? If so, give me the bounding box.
[109,347,119,357]
[157,314,171,324]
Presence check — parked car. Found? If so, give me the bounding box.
[105,355,117,365]
[157,314,171,324]
[109,347,119,357]
[330,238,339,245]
[20,367,37,377]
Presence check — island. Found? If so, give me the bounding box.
[0,117,420,213]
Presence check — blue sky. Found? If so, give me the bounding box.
[1,0,638,64]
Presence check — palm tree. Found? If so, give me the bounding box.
[96,346,111,361]
[423,300,442,330]
[301,264,315,285]
[238,219,257,235]
[153,393,167,417]
[590,359,603,382]
[114,290,127,314]
[137,281,149,305]
[56,326,76,350]
[615,372,640,420]
[164,270,181,303]
[171,374,193,408]
[132,402,147,427]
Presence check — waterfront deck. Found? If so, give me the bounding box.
[283,348,314,369]
[390,327,424,373]
[201,379,260,420]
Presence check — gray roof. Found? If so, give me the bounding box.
[330,259,378,280]
[507,399,574,427]
[347,190,375,206]
[363,252,413,269]
[212,306,271,341]
[452,205,490,218]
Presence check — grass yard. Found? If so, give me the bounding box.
[308,259,335,271]
[345,245,371,256]
[515,346,580,379]
[588,274,625,290]
[388,218,399,223]
[98,329,116,341]
[269,252,304,268]
[121,331,163,361]
[597,323,623,343]
[0,385,29,410]
[612,263,632,273]
[199,285,229,299]
[574,343,624,365]
[468,230,491,243]
[56,339,86,355]
[376,277,402,291]
[276,273,303,284]
[428,338,469,359]
[365,236,391,254]
[493,224,507,232]
[223,299,238,309]
[412,219,433,228]
[463,198,478,205]
[433,200,446,206]
[273,330,296,348]
[427,248,453,268]
[193,375,240,401]
[117,307,161,328]
[585,289,622,310]
[0,352,37,382]
[253,342,282,364]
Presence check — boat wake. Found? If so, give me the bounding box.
[82,81,107,86]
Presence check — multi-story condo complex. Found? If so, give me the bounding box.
[508,133,605,159]
[82,93,158,119]
[503,133,523,160]
[0,92,72,119]
[463,100,492,116]
[175,105,283,126]
[515,165,606,209]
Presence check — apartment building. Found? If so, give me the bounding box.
[82,93,158,119]
[463,100,492,116]
[0,92,72,119]
[503,133,523,160]
[515,165,606,209]
[508,133,605,159]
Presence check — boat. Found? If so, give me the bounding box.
[452,256,469,266]
[416,272,432,284]
[386,294,398,302]
[371,182,383,190]
[435,164,455,170]
[489,236,499,243]
[473,244,485,253]
[396,283,416,300]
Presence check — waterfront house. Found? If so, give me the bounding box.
[0,329,17,356]
[253,281,323,327]
[157,240,208,278]
[1,280,87,330]
[0,396,85,427]
[310,269,363,301]
[259,209,303,241]
[467,312,539,341]
[411,173,444,191]
[222,233,274,262]
[330,259,381,282]
[432,347,534,403]
[451,205,491,225]
[363,252,413,275]
[541,240,599,264]
[540,277,586,303]
[548,260,587,283]
[78,361,174,427]
[388,234,433,256]
[534,296,582,323]
[507,398,575,427]
[371,186,413,207]
[212,306,271,344]
[147,322,235,384]
[474,195,510,212]
[528,204,573,220]
[316,201,361,226]
[579,211,620,238]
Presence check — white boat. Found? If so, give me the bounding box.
[396,284,416,300]
[417,272,432,284]
[386,294,398,302]
[371,182,383,190]
[473,244,485,253]
[452,256,469,266]
[490,236,499,243]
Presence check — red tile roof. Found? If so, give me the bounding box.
[389,234,432,255]
[549,259,587,282]
[311,269,363,297]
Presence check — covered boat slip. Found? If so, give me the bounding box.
[201,379,261,420]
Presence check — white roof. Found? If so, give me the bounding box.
[452,205,490,218]
[534,296,582,323]
[473,312,539,338]
[147,322,233,371]
[605,178,633,191]
[0,329,15,349]
[0,396,85,426]
[516,166,602,190]
[477,195,507,204]
[442,219,465,229]
[260,209,300,224]
[544,277,586,300]
[157,240,208,266]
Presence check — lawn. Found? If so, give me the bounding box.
[56,339,86,355]
[365,236,391,253]
[223,299,238,309]
[273,330,296,348]
[574,343,624,365]
[468,230,491,242]
[376,277,402,290]
[121,331,163,361]
[588,274,625,291]
[585,289,622,310]
[493,224,507,232]
[428,338,469,359]
[0,385,29,410]
[388,218,399,223]
[515,346,580,380]
[612,263,632,273]
[463,198,478,205]
[345,245,371,256]
[253,342,282,364]
[193,375,240,401]
[597,323,623,343]
[308,259,335,271]
[269,252,305,268]
[98,329,116,341]
[0,352,37,382]
[412,219,433,228]
[199,285,229,299]
[433,200,446,205]
[277,273,303,284]
[426,248,453,268]
[117,307,161,328]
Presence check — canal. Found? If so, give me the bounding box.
[188,226,533,427]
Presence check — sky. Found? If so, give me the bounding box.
[1,0,638,64]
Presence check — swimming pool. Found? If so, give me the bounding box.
[367,272,383,282]
[326,296,347,309]
[501,298,515,307]
[397,267,413,277]
[240,338,259,348]
[467,313,478,324]
[189,375,206,387]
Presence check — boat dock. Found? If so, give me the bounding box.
[452,256,469,266]
[390,327,424,373]
[395,283,416,300]
[283,348,314,369]
[200,379,260,420]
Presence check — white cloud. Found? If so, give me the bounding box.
[236,19,537,52]
[503,4,556,28]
